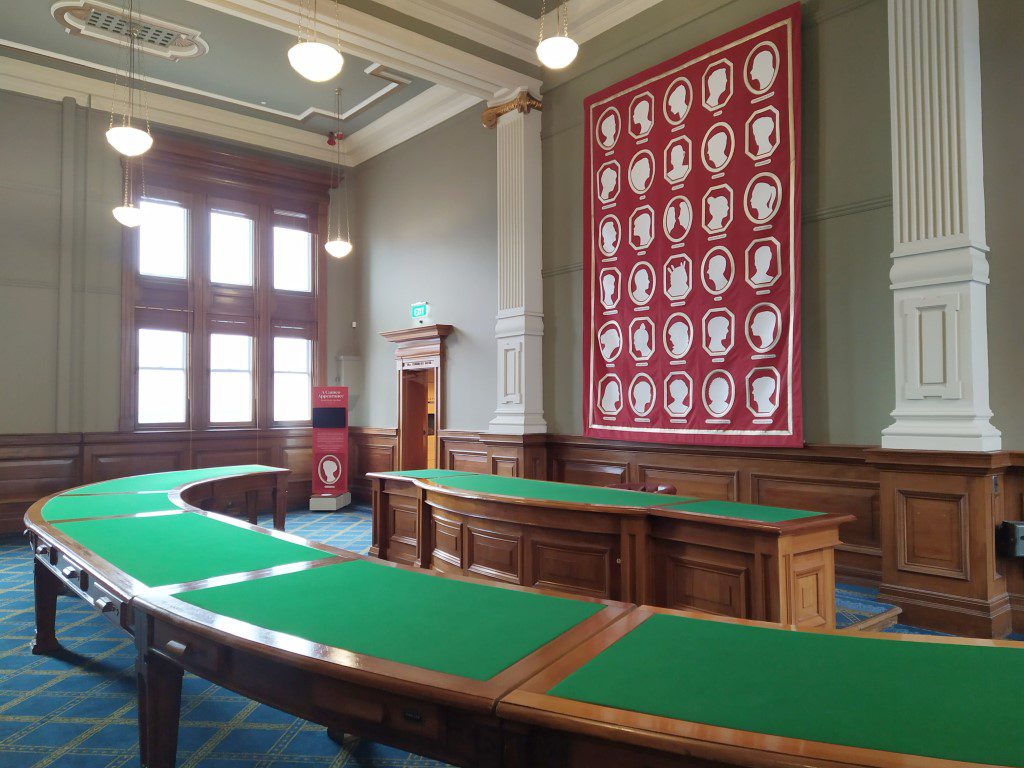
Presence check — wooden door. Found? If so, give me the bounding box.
[399,370,429,470]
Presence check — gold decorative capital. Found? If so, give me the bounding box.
[482,91,542,129]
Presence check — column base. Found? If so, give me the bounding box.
[881,416,1002,451]
[488,413,548,435]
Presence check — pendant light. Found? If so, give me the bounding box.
[288,0,344,82]
[113,156,144,228]
[536,0,578,70]
[324,89,353,258]
[106,0,153,156]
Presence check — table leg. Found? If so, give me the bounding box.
[326,728,347,746]
[273,476,287,531]
[245,490,259,526]
[136,650,183,768]
[31,558,61,655]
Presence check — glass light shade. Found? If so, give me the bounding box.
[324,237,353,258]
[113,204,142,227]
[105,125,153,157]
[536,35,578,69]
[288,41,344,82]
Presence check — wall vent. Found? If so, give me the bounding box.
[52,1,209,61]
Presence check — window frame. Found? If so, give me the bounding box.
[119,139,330,433]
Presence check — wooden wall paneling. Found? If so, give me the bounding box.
[1004,461,1024,631]
[348,427,397,501]
[0,436,81,534]
[0,429,318,535]
[549,456,630,487]
[438,432,548,480]
[637,463,739,501]
[82,437,188,484]
[870,449,1013,638]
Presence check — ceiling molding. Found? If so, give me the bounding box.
[0,38,415,130]
[372,0,536,61]
[182,0,540,99]
[551,0,668,45]
[343,85,480,166]
[0,55,479,166]
[370,0,669,64]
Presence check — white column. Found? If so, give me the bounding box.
[882,0,1000,451]
[488,92,547,434]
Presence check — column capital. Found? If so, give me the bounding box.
[482,90,542,129]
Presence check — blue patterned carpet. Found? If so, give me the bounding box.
[1,505,1017,767]
[0,505,447,768]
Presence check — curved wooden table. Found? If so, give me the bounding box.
[23,468,1024,768]
[369,469,855,628]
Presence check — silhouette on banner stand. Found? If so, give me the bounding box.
[310,386,351,510]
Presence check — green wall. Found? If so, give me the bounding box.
[349,105,498,430]
[0,91,122,434]
[539,0,895,444]
[980,0,1024,451]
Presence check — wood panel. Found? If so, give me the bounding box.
[348,427,397,501]
[0,429,315,535]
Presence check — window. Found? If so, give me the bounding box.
[121,138,328,431]
[209,333,253,423]
[210,211,254,286]
[273,337,312,422]
[137,329,187,424]
[139,199,188,278]
[273,225,312,292]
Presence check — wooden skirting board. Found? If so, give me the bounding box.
[3,427,1023,637]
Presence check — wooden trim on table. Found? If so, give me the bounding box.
[498,605,1024,768]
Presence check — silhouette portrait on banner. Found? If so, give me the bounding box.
[629,151,655,194]
[630,93,655,138]
[701,247,734,294]
[745,42,779,94]
[702,124,733,171]
[663,196,692,242]
[664,373,693,417]
[746,107,779,159]
[703,185,733,233]
[629,207,656,251]
[664,255,692,301]
[599,215,620,256]
[705,316,731,354]
[703,60,732,110]
[598,321,622,362]
[598,375,622,415]
[597,162,620,203]
[745,237,781,288]
[630,318,655,361]
[746,173,782,223]
[664,312,693,358]
[664,138,691,184]
[320,457,339,484]
[703,371,735,417]
[597,107,620,149]
[599,269,620,309]
[630,374,655,416]
[629,262,655,305]
[664,77,692,124]
[746,367,781,416]
[746,303,782,352]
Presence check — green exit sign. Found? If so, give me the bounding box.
[411,301,430,322]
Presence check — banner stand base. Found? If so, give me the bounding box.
[309,493,352,511]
